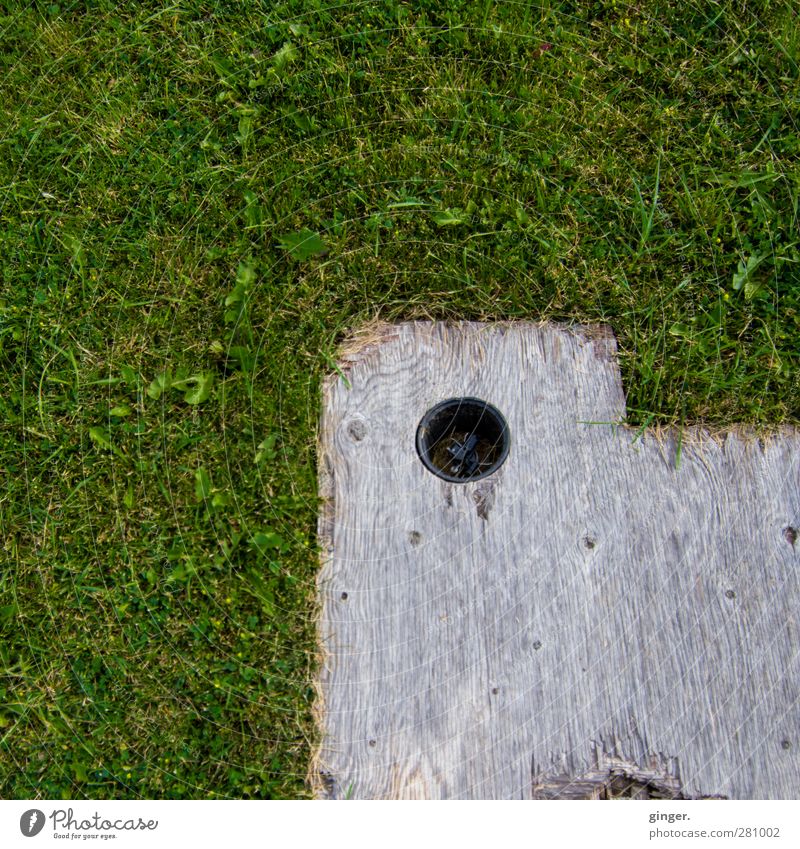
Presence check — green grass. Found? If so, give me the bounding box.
[1,0,798,798]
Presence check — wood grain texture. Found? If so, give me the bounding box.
[314,321,800,800]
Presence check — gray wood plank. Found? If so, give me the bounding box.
[313,321,800,799]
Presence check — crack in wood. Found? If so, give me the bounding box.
[532,752,726,800]
[472,477,497,521]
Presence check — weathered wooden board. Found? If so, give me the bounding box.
[314,321,800,799]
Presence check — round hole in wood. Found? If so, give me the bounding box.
[416,398,510,483]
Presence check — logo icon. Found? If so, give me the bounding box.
[20,810,46,837]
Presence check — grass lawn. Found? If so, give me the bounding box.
[1,0,798,798]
